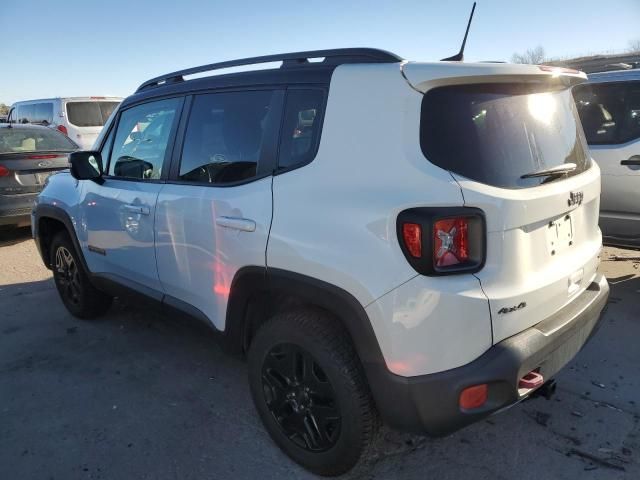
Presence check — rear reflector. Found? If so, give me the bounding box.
[459,384,488,410]
[434,217,469,267]
[519,371,544,390]
[0,166,9,177]
[56,125,68,135]
[402,223,422,258]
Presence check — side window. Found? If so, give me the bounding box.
[178,90,277,184]
[34,103,54,125]
[108,98,181,180]
[278,89,325,170]
[574,82,640,145]
[21,104,35,124]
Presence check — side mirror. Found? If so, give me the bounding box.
[69,151,104,182]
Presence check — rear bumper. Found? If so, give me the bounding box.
[0,194,37,226]
[369,273,609,435]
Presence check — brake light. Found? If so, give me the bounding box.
[0,165,9,177]
[434,218,469,267]
[402,223,422,258]
[56,125,68,135]
[26,154,59,160]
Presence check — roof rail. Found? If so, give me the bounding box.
[136,48,403,92]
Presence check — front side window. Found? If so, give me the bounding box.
[573,81,640,145]
[108,98,181,180]
[421,83,590,189]
[66,101,121,127]
[278,89,325,169]
[179,90,277,184]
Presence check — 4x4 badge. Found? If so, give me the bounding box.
[568,191,584,207]
[498,302,527,315]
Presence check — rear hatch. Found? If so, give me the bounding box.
[64,99,120,149]
[0,127,76,195]
[405,63,602,342]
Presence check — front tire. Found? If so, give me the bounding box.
[50,231,112,319]
[248,310,379,476]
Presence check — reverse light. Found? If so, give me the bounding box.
[459,384,488,410]
[0,165,9,177]
[56,125,68,135]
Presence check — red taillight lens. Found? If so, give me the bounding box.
[402,223,422,258]
[433,217,469,267]
[0,165,9,177]
[56,125,68,135]
[26,154,59,160]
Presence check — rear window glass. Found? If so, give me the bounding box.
[66,101,120,127]
[0,127,77,154]
[420,83,590,189]
[278,89,325,169]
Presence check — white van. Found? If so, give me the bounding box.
[10,97,122,149]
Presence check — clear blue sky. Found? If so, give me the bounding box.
[1,0,638,105]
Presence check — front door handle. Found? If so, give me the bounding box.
[123,204,150,215]
[621,155,640,166]
[215,216,256,232]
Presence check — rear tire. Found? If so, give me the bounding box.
[50,231,112,319]
[248,309,380,476]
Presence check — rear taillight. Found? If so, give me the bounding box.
[434,217,469,267]
[0,165,9,177]
[56,125,68,135]
[397,207,485,276]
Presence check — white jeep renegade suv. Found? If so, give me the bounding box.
[32,49,609,476]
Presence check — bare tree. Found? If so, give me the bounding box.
[0,104,9,116]
[511,46,546,64]
[629,39,640,53]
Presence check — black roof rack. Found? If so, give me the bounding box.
[136,48,403,92]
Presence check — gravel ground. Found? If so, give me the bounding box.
[0,226,638,479]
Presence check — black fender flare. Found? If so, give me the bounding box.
[225,266,414,430]
[33,203,88,272]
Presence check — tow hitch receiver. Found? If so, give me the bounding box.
[518,371,544,396]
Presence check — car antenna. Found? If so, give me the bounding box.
[441,2,476,62]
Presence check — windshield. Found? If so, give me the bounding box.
[0,127,78,154]
[66,101,120,127]
[420,83,590,189]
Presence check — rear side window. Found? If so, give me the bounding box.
[420,83,590,189]
[278,89,325,170]
[34,103,53,125]
[66,101,120,127]
[179,90,278,184]
[573,81,640,145]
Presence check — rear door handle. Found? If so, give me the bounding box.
[123,204,150,215]
[215,216,256,232]
[621,155,640,166]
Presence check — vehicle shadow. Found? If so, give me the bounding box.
[0,226,32,247]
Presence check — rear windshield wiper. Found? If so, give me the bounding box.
[521,163,577,179]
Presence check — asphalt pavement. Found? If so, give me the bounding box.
[1,227,638,479]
